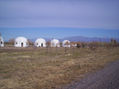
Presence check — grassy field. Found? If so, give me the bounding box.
[0,47,119,89]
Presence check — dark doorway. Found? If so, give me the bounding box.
[41,43,43,47]
[21,42,23,47]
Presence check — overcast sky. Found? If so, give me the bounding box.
[0,0,119,29]
[0,0,119,41]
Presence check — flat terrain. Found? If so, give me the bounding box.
[61,60,119,89]
[0,47,119,89]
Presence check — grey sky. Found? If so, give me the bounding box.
[0,0,119,29]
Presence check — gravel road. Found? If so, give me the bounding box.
[61,60,119,89]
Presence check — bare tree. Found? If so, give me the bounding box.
[7,38,15,47]
[64,41,70,53]
[76,42,81,48]
[110,38,118,47]
[46,41,51,54]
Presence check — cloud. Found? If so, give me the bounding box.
[0,0,119,29]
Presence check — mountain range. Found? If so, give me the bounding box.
[30,36,119,42]
[60,36,119,42]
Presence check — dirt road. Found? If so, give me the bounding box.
[61,60,119,89]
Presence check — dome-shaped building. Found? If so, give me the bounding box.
[62,40,70,47]
[51,39,60,47]
[0,35,4,47]
[14,37,28,47]
[34,38,46,47]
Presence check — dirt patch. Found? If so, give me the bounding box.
[0,47,119,89]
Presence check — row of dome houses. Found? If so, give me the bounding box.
[0,36,72,47]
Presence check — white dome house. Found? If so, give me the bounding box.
[62,40,70,47]
[35,38,46,47]
[14,37,29,47]
[51,39,60,47]
[0,35,4,47]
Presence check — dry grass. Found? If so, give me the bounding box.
[0,47,119,89]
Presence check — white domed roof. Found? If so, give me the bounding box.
[0,36,4,47]
[15,37,27,42]
[51,39,60,43]
[35,38,46,43]
[51,39,60,47]
[62,40,70,47]
[14,37,28,47]
[63,40,70,44]
[35,38,46,47]
[0,36,4,42]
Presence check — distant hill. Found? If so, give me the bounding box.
[60,36,119,42]
[29,36,119,42]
